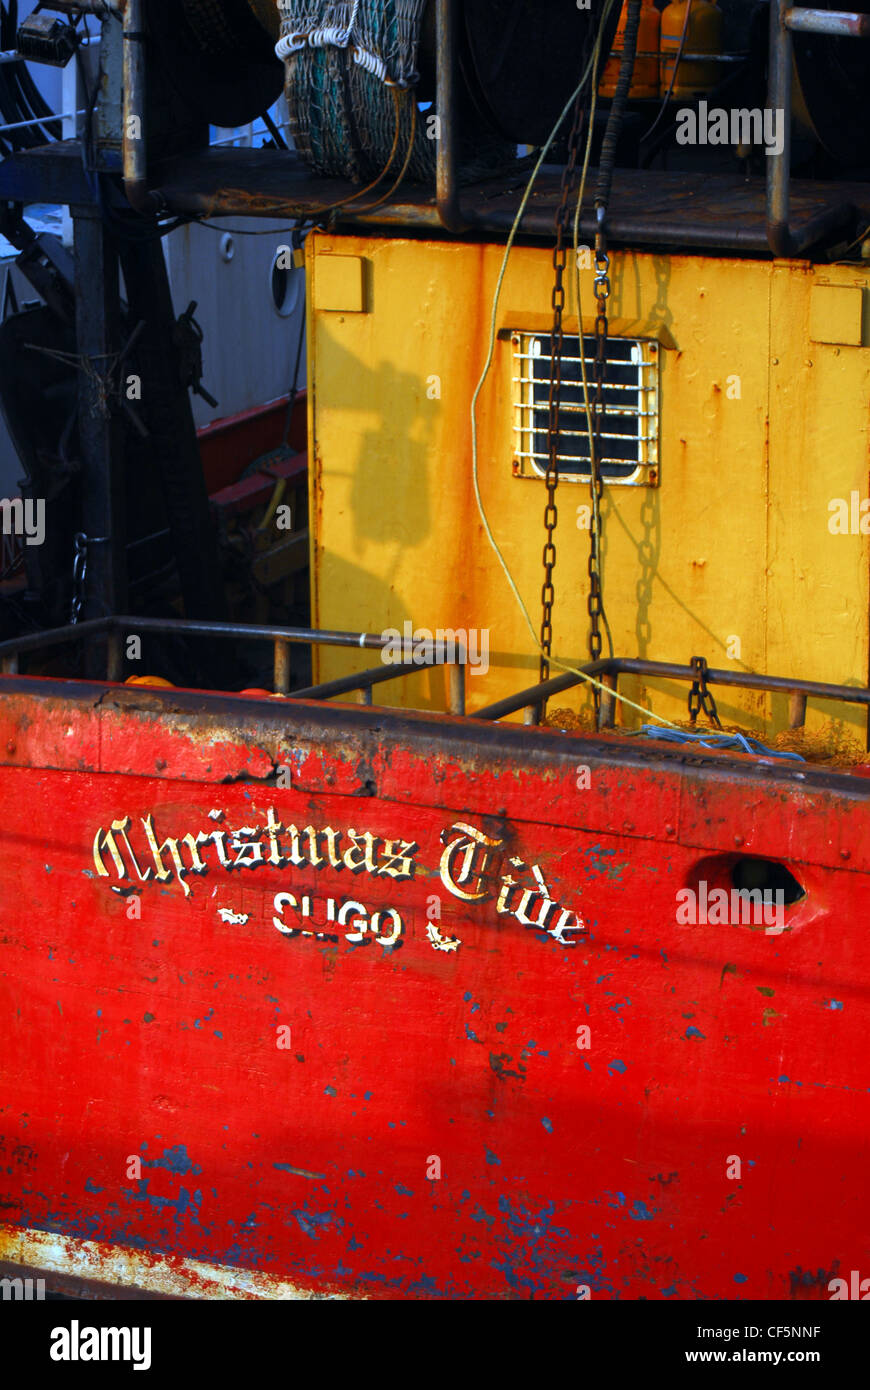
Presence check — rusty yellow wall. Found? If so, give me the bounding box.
[307,232,870,739]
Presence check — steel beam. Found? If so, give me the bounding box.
[72,208,127,652]
[118,236,227,629]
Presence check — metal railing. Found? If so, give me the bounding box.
[1,615,867,740]
[0,615,466,715]
[471,655,870,733]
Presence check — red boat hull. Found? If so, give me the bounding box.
[1,678,868,1299]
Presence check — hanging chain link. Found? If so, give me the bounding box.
[539,94,587,684]
[70,532,109,625]
[70,532,88,625]
[688,655,722,729]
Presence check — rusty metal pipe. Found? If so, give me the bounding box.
[784,7,870,35]
[472,669,595,720]
[448,662,465,716]
[273,639,291,694]
[0,617,391,661]
[291,661,423,701]
[599,671,618,729]
[767,0,794,256]
[0,617,107,659]
[610,657,870,706]
[109,616,392,650]
[435,0,465,233]
[474,657,870,722]
[122,0,161,214]
[106,629,124,682]
[789,692,808,728]
[154,190,851,254]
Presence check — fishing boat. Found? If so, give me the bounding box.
[0,0,869,1301]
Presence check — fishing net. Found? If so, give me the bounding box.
[276,0,511,184]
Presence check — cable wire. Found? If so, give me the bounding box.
[640,0,693,147]
[573,21,614,663]
[469,0,683,731]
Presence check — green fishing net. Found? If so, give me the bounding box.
[277,1,512,184]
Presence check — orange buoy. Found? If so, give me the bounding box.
[124,675,175,688]
[660,0,723,100]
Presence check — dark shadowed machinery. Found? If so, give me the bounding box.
[0,0,870,1301]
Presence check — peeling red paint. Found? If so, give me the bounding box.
[0,677,868,1298]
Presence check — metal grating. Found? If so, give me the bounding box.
[511,332,660,486]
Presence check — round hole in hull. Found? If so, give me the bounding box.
[731,857,806,906]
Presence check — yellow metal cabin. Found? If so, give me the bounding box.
[308,240,870,743]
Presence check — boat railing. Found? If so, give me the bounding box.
[0,615,467,714]
[2,616,870,740]
[472,657,870,734]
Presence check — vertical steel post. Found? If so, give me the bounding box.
[789,691,808,728]
[122,0,160,213]
[118,237,227,624]
[73,208,127,658]
[107,628,124,682]
[448,661,466,716]
[435,0,464,232]
[599,671,617,729]
[766,0,793,255]
[273,638,291,694]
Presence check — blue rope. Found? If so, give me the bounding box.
[637,725,806,762]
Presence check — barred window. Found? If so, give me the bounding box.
[511,332,660,485]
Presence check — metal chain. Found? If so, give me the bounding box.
[70,532,109,625]
[70,533,87,625]
[688,655,722,729]
[539,92,587,684]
